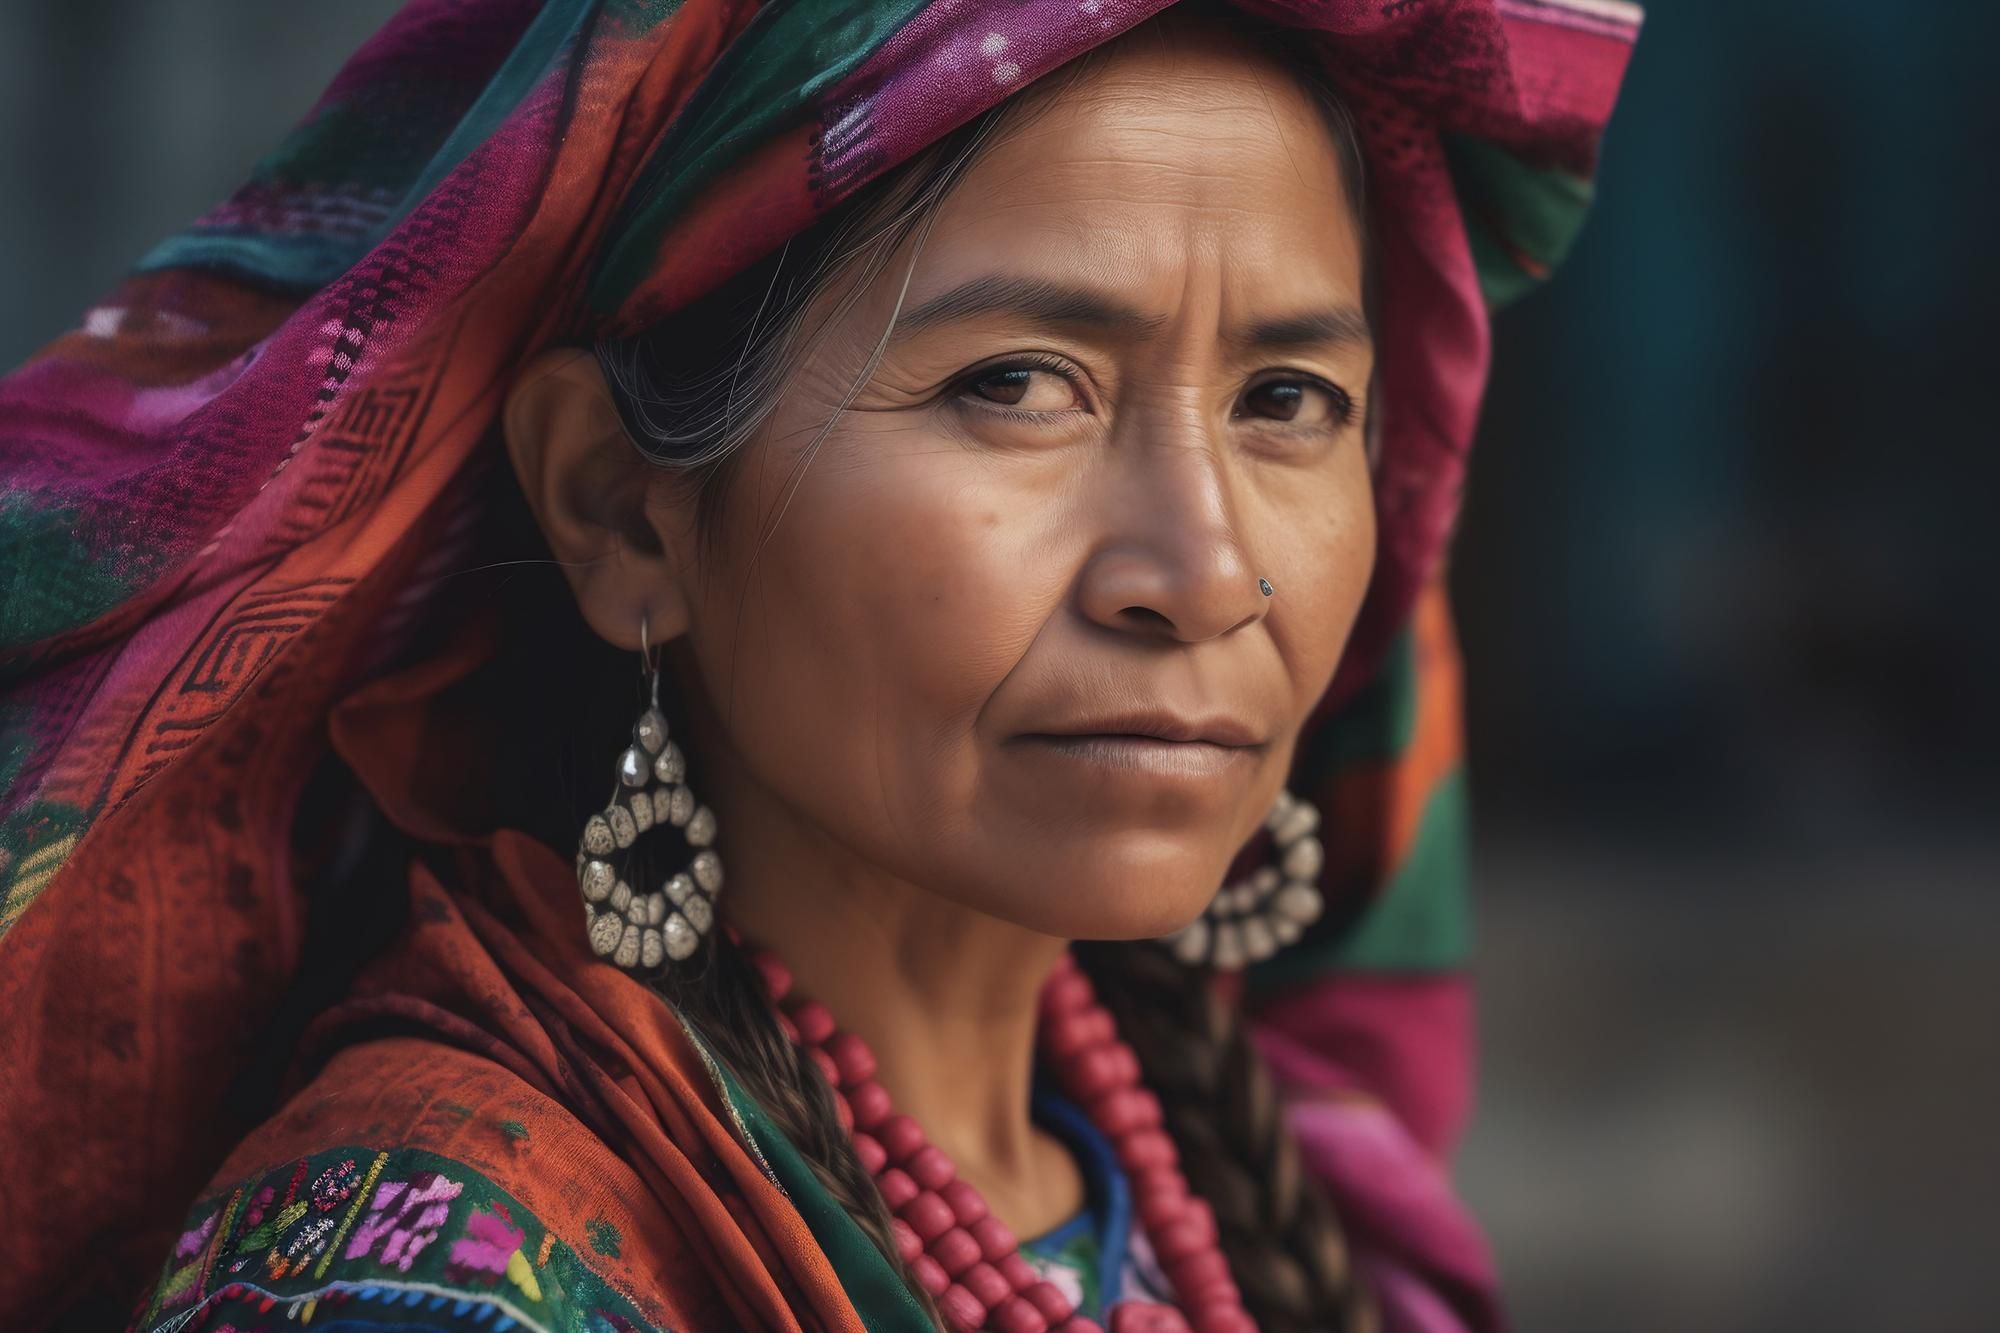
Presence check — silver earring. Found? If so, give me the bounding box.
[574,619,723,974]
[1161,788,1325,969]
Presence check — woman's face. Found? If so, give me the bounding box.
[673,28,1373,940]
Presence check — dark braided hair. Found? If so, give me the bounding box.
[1074,942,1379,1333]
[585,13,1380,1328]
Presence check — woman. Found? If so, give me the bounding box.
[0,1,1637,1330]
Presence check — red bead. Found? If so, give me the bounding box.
[1149,1217,1209,1264]
[831,1089,853,1134]
[852,1131,887,1174]
[807,1045,840,1087]
[1091,1087,1163,1136]
[890,1217,922,1263]
[900,1190,954,1241]
[790,999,835,1045]
[906,1145,956,1192]
[877,1167,918,1210]
[1039,967,1095,1018]
[971,1214,1019,1261]
[1166,1249,1232,1297]
[992,1295,1051,1333]
[962,1261,1012,1308]
[1023,1281,1074,1321]
[824,1031,878,1087]
[1118,1128,1178,1172]
[1110,1305,1192,1332]
[910,1254,951,1296]
[997,1252,1040,1290]
[749,952,791,1000]
[1180,1197,1218,1246]
[877,1114,926,1163]
[1190,1305,1255,1333]
[933,1226,981,1276]
[1054,1320,1106,1333]
[940,1178,988,1226]
[1178,1281,1240,1315]
[1132,1172,1190,1228]
[1061,1047,1121,1099]
[848,1081,893,1129]
[1106,1043,1142,1085]
[939,1284,986,1329]
[1063,1043,1140,1099]
[1041,1008,1114,1061]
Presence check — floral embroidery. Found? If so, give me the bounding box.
[342,1170,464,1270]
[127,1146,660,1332]
[173,1207,219,1260]
[239,1183,276,1230]
[448,1204,545,1304]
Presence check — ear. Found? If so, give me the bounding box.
[502,346,695,653]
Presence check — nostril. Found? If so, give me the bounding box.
[1118,606,1175,632]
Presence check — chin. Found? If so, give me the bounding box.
[953,838,1228,942]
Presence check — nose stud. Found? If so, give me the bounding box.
[1258,578,1274,598]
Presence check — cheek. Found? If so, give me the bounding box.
[1267,445,1378,716]
[690,424,1065,833]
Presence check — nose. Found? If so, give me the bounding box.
[1075,431,1268,644]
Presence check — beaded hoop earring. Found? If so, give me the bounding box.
[1159,787,1325,969]
[574,618,723,974]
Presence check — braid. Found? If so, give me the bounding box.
[1076,941,1377,1333]
[659,932,944,1328]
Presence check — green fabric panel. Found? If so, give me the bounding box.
[1328,764,1473,972]
[1297,624,1419,775]
[0,493,151,652]
[1444,133,1598,313]
[132,232,380,294]
[1246,765,1473,990]
[588,0,930,313]
[708,1048,933,1333]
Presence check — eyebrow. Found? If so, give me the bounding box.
[1242,306,1372,350]
[891,273,1370,350]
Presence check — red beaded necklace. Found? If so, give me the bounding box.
[745,949,1253,1333]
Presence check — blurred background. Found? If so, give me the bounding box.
[3,3,1992,1330]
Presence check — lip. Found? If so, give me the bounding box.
[1015,711,1267,749]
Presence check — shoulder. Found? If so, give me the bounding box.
[126,1037,673,1333]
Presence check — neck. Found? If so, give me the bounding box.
[714,767,1082,1236]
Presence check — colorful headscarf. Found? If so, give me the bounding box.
[0,0,1637,1326]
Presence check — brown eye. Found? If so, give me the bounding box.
[1241,378,1349,426]
[963,366,1081,412]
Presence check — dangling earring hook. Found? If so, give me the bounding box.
[639,613,661,707]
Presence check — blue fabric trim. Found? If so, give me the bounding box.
[1029,1085,1133,1312]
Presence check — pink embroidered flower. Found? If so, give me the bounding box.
[343,1171,464,1272]
[171,1207,218,1260]
[239,1184,276,1230]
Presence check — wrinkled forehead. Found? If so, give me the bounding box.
[895,34,1365,341]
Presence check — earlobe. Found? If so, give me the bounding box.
[501,346,694,652]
